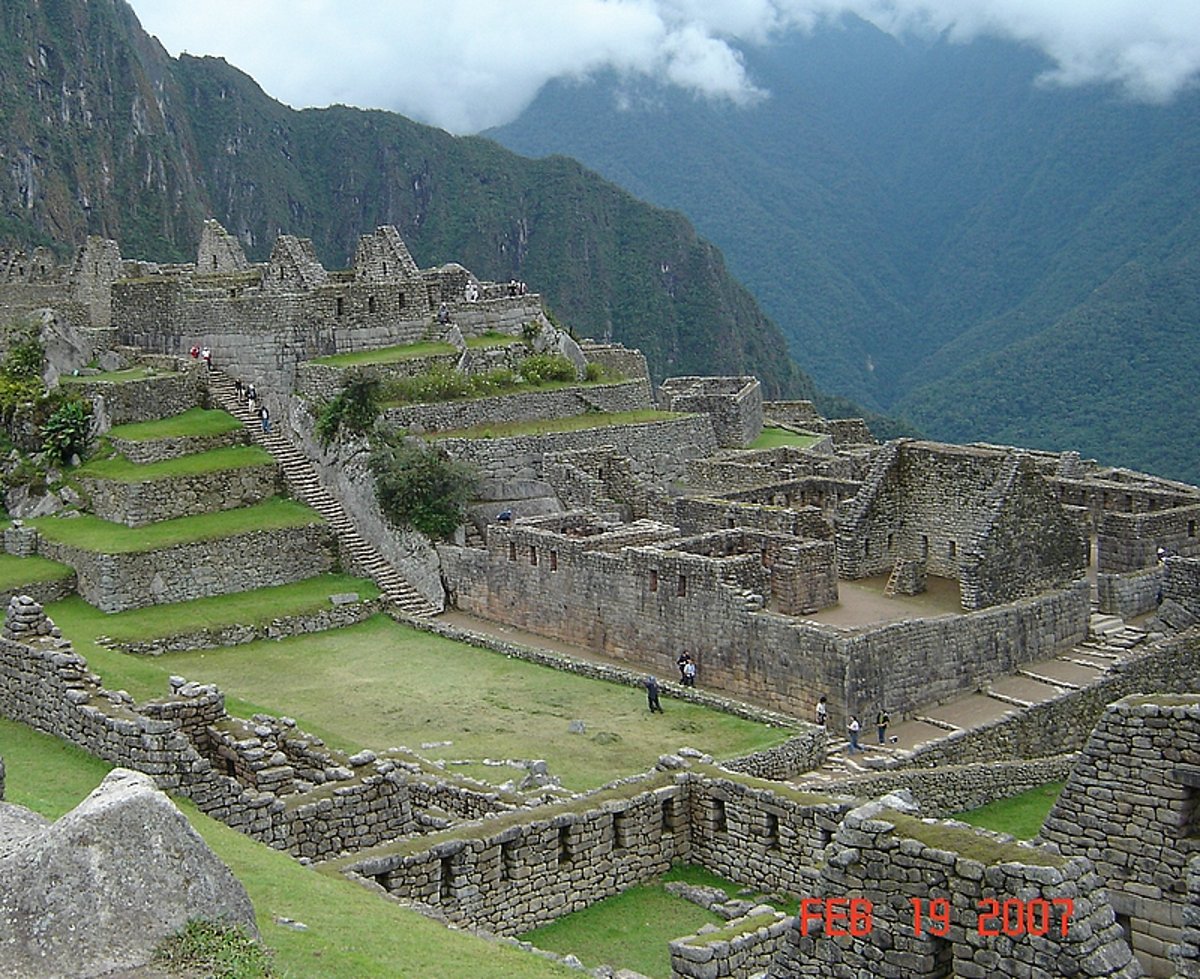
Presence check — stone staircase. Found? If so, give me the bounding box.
[207,371,440,618]
[803,612,1149,782]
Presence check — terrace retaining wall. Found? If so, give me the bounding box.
[108,426,247,464]
[80,461,280,527]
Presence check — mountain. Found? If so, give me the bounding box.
[489,18,1200,482]
[0,0,815,399]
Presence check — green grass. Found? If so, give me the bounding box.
[311,333,524,368]
[44,613,789,790]
[430,410,687,440]
[885,807,1065,865]
[77,445,273,482]
[0,552,74,589]
[0,719,575,979]
[954,782,1066,841]
[31,498,321,553]
[519,865,742,978]
[750,427,822,450]
[108,407,243,441]
[60,366,176,384]
[49,573,379,652]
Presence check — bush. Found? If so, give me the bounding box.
[153,919,274,979]
[370,436,479,539]
[40,395,92,461]
[518,354,577,385]
[1,334,44,381]
[316,372,382,446]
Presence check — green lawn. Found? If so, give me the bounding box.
[954,782,1066,840]
[0,719,575,979]
[750,427,822,450]
[43,612,790,790]
[31,497,321,553]
[108,407,243,440]
[430,410,687,440]
[77,445,273,482]
[60,367,176,384]
[0,552,74,589]
[519,865,759,978]
[312,333,522,367]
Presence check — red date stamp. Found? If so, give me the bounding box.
[799,897,1075,937]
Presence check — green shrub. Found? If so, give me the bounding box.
[153,919,274,978]
[316,372,382,446]
[40,395,92,461]
[370,436,479,539]
[2,334,44,381]
[518,353,577,385]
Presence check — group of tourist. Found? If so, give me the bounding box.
[232,376,270,433]
[815,695,893,755]
[642,649,701,713]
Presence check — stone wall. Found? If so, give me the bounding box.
[102,598,382,656]
[671,496,832,542]
[437,414,719,485]
[889,627,1200,768]
[1162,557,1200,632]
[294,353,460,402]
[837,441,1087,611]
[108,426,247,465]
[1041,695,1200,977]
[578,342,652,385]
[36,524,335,612]
[671,912,792,979]
[332,768,851,938]
[80,462,280,527]
[78,367,207,429]
[381,379,653,434]
[769,799,1139,978]
[444,518,1089,722]
[0,575,77,610]
[796,755,1077,817]
[658,376,763,448]
[1098,503,1200,573]
[1097,566,1163,618]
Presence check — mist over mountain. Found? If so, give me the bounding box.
[489,17,1200,482]
[0,0,823,400]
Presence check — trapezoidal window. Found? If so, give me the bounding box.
[398,291,405,309]
[530,546,538,566]
[677,575,687,597]
[1190,520,1196,537]
[661,799,677,833]
[948,540,957,560]
[336,296,345,317]
[500,838,519,883]
[368,295,377,313]
[649,570,658,593]
[549,550,558,572]
[712,798,728,833]
[508,542,516,561]
[558,825,572,865]
[612,812,628,852]
[764,812,780,850]
[439,855,454,903]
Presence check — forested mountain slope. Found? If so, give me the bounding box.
[0,0,814,397]
[491,18,1200,481]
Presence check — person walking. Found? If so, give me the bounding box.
[876,708,890,745]
[259,403,270,434]
[847,715,861,754]
[645,675,664,714]
[815,695,828,726]
[682,658,696,687]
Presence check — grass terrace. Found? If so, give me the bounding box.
[31,497,321,553]
[60,366,177,384]
[0,719,576,979]
[750,426,823,450]
[44,611,793,791]
[77,445,273,482]
[429,409,687,440]
[107,407,243,440]
[311,331,521,367]
[0,552,74,589]
[953,781,1065,840]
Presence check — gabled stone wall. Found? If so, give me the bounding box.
[658,376,763,448]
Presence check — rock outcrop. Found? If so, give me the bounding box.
[0,768,257,979]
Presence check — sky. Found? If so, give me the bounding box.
[126,0,1200,134]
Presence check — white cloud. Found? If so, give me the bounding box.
[127,0,1200,132]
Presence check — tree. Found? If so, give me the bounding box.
[316,372,382,446]
[369,435,478,539]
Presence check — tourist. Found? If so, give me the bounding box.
[189,344,200,359]
[259,403,270,434]
[200,345,212,371]
[815,695,827,726]
[645,675,663,714]
[677,650,691,682]
[682,658,697,687]
[234,377,244,401]
[847,715,861,754]
[876,708,890,744]
[246,385,257,415]
[438,302,450,325]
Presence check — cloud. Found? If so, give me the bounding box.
[128,0,1200,132]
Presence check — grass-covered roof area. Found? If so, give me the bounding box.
[31,497,322,553]
[882,808,1066,868]
[77,445,273,483]
[429,409,687,440]
[107,407,243,441]
[750,426,823,450]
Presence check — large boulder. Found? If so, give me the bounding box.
[0,768,257,979]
